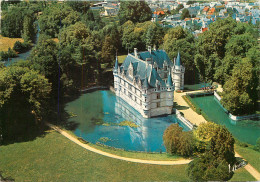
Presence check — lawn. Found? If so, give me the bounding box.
[0,130,256,181]
[118,54,127,64]
[230,167,256,181]
[235,144,260,171]
[0,130,189,181]
[0,35,24,52]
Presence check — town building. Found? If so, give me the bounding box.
[113,47,185,118]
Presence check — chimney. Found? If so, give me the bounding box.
[134,48,138,57]
[153,44,156,51]
[148,46,151,54]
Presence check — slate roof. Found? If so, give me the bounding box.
[166,72,173,87]
[175,52,181,66]
[120,50,173,88]
[135,50,174,69]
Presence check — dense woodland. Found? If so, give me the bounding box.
[0,1,259,181]
[0,0,259,140]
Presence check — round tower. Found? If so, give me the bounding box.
[172,52,185,90]
[113,56,120,94]
[166,71,174,107]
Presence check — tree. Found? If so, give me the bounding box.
[195,17,240,82]
[1,6,34,38]
[101,36,116,67]
[38,4,80,38]
[13,41,30,53]
[29,34,59,95]
[118,1,152,25]
[22,14,36,42]
[65,1,90,13]
[221,60,257,115]
[181,8,191,20]
[209,126,235,164]
[0,63,51,142]
[58,22,101,84]
[187,152,233,181]
[163,124,195,157]
[163,26,196,84]
[121,21,164,51]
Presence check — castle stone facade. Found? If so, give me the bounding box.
[113,47,184,118]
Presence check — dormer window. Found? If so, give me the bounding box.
[128,63,134,78]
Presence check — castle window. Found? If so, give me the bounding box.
[164,66,167,71]
[129,92,132,99]
[157,93,160,99]
[145,97,147,102]
[157,102,160,108]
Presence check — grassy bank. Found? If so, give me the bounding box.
[182,95,202,115]
[118,54,127,64]
[230,167,256,181]
[0,130,189,181]
[235,144,260,171]
[0,130,256,181]
[88,143,183,161]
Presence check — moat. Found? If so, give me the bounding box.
[65,90,189,152]
[192,95,260,145]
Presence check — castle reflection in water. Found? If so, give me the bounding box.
[112,96,189,152]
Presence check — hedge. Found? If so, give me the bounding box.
[182,95,202,115]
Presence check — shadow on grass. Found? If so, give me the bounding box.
[0,171,14,182]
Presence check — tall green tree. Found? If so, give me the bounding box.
[58,22,101,84]
[195,17,237,81]
[163,124,195,157]
[1,6,34,38]
[29,34,59,95]
[209,126,235,164]
[22,14,36,42]
[38,4,80,38]
[101,36,116,67]
[163,26,196,84]
[121,21,165,52]
[221,60,257,115]
[0,63,51,142]
[118,1,152,25]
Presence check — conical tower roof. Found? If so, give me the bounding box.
[175,51,181,66]
[166,71,173,87]
[114,56,119,68]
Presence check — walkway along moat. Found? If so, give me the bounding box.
[191,95,260,145]
[65,90,190,152]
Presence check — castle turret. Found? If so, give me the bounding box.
[166,71,174,108]
[113,56,119,93]
[172,52,185,90]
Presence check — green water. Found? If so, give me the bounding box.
[65,90,189,152]
[192,96,260,145]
